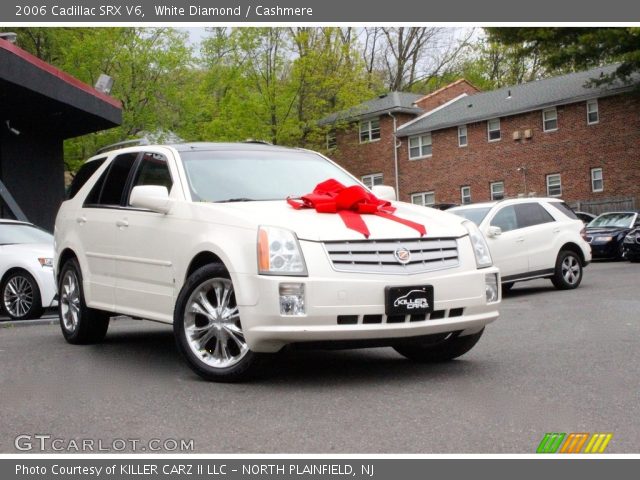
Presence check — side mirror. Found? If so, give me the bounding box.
[371,185,396,201]
[130,185,172,214]
[487,226,502,238]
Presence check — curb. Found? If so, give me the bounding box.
[0,317,58,328]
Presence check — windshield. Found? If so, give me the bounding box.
[0,223,53,245]
[588,212,636,228]
[180,150,360,202]
[449,207,492,225]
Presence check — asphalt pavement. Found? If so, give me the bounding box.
[0,261,638,453]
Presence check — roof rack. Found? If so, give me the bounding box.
[96,137,150,155]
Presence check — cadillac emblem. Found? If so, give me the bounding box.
[394,247,411,265]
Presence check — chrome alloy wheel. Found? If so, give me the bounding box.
[60,270,81,332]
[561,255,581,285]
[3,275,34,318]
[183,278,248,369]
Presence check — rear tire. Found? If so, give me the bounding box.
[174,264,263,382]
[58,258,110,344]
[393,329,484,362]
[551,250,583,290]
[1,270,44,320]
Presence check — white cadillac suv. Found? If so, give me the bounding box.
[54,142,500,381]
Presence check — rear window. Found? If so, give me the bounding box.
[67,158,106,199]
[84,153,138,207]
[547,201,579,220]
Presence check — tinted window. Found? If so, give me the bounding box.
[547,201,578,220]
[85,153,138,207]
[490,206,518,232]
[67,158,106,199]
[515,203,555,228]
[128,153,173,204]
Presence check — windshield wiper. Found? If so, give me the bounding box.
[215,198,255,203]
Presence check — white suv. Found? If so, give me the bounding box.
[54,143,500,381]
[450,198,591,292]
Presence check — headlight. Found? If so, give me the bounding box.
[463,221,492,268]
[257,226,307,276]
[624,235,635,244]
[594,236,613,242]
[38,257,53,268]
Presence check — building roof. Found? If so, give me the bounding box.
[397,64,636,137]
[319,91,424,125]
[0,38,122,138]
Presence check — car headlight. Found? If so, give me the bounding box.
[463,221,492,269]
[624,235,635,244]
[38,257,53,268]
[594,236,613,242]
[257,226,307,276]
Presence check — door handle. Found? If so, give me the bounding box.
[76,216,87,225]
[516,237,525,243]
[553,228,561,233]
[116,219,129,228]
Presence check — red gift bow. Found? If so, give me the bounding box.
[287,179,426,238]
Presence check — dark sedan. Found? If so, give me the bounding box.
[585,212,640,259]
[623,228,640,262]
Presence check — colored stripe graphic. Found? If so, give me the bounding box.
[584,433,613,453]
[537,433,565,453]
[560,433,589,453]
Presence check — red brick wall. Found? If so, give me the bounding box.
[414,80,480,112]
[327,113,415,188]
[397,94,640,207]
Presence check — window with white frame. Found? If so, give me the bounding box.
[490,181,504,200]
[587,99,599,125]
[487,118,501,142]
[326,129,337,149]
[543,108,558,132]
[591,168,603,192]
[461,186,471,204]
[458,125,468,147]
[411,191,435,207]
[359,118,381,143]
[409,133,432,159]
[361,173,383,189]
[546,174,562,197]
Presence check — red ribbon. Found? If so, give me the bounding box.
[287,179,426,238]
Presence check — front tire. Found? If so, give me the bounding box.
[393,329,484,362]
[174,264,262,382]
[2,270,43,320]
[58,258,110,344]
[551,250,583,290]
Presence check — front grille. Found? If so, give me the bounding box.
[324,237,460,274]
[335,308,464,325]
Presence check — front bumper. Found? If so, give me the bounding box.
[589,240,622,258]
[234,239,500,352]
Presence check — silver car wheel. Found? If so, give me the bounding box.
[183,278,248,369]
[561,255,580,285]
[3,275,34,318]
[60,270,81,332]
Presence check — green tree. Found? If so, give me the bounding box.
[485,27,640,85]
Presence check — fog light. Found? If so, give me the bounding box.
[279,283,305,316]
[485,273,499,304]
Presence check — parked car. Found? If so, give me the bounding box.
[623,228,640,262]
[449,198,591,292]
[54,142,501,382]
[0,220,56,320]
[585,211,640,259]
[575,211,596,224]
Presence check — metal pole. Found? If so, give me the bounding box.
[0,177,29,222]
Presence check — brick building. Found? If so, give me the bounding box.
[322,65,640,213]
[319,80,478,197]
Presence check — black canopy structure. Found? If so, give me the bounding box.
[0,38,122,231]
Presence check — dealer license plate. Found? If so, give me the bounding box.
[385,285,434,316]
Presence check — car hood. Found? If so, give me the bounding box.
[0,242,53,257]
[198,200,469,241]
[585,226,630,236]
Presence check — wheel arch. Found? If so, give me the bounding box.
[185,251,226,282]
[559,242,587,266]
[57,248,79,283]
